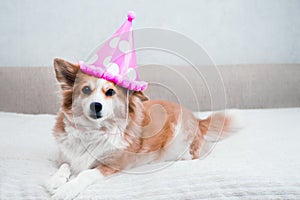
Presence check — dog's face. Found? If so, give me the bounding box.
[72,74,128,123]
[54,58,147,129]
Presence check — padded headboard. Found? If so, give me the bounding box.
[0,64,299,114]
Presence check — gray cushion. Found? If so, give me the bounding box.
[0,64,299,114]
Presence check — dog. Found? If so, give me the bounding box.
[45,58,237,200]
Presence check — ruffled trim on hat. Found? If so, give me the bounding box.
[79,61,148,91]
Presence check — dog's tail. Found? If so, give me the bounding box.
[197,110,243,157]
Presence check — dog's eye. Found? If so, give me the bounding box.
[105,89,116,96]
[82,86,92,95]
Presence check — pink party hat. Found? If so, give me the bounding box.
[79,11,148,91]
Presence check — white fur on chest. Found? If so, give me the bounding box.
[57,121,128,174]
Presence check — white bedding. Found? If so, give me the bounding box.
[0,108,300,199]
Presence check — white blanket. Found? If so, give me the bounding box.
[0,108,300,199]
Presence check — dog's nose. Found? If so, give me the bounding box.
[90,102,102,113]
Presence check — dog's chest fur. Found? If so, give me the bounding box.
[57,120,128,174]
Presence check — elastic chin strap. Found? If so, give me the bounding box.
[124,89,130,131]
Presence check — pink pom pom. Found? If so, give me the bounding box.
[127,11,136,22]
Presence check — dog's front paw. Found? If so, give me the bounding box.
[51,179,82,200]
[45,163,71,195]
[51,168,103,200]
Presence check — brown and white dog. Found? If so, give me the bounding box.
[45,58,237,200]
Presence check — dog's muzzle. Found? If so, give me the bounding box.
[89,102,102,119]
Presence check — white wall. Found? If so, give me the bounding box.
[0,0,299,66]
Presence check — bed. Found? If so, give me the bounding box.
[1,108,299,200]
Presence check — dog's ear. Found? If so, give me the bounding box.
[53,58,79,90]
[132,91,149,102]
[129,91,149,114]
